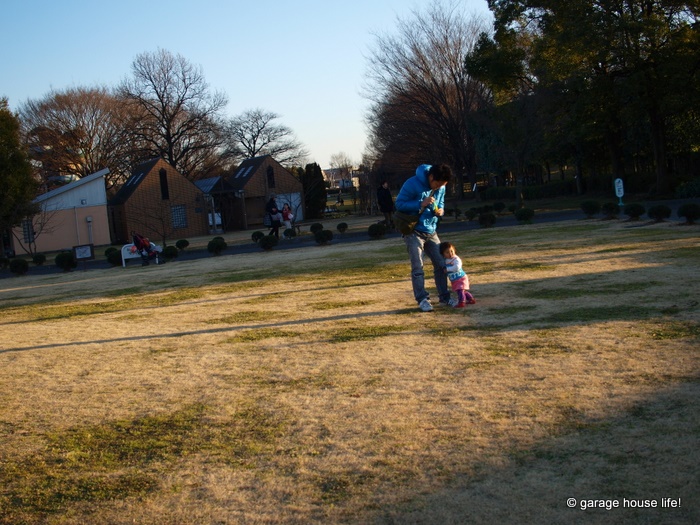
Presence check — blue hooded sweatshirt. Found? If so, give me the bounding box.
[394,164,445,235]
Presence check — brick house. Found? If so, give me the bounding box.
[227,155,305,227]
[108,158,208,244]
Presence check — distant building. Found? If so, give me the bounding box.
[10,168,111,254]
[226,155,305,227]
[108,158,209,244]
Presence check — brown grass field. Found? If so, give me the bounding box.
[0,217,698,524]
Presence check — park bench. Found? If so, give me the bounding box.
[121,242,162,267]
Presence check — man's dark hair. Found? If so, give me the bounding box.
[428,164,453,183]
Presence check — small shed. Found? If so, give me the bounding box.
[194,176,241,232]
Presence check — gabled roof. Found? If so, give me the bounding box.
[35,168,109,203]
[194,176,236,195]
[108,157,162,206]
[227,155,271,191]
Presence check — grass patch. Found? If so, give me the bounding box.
[328,323,408,343]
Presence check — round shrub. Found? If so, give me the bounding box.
[259,234,279,250]
[162,245,179,260]
[478,212,496,228]
[175,239,190,251]
[283,228,296,239]
[32,253,46,266]
[55,251,77,272]
[251,231,265,243]
[678,202,700,224]
[601,202,620,219]
[514,207,535,223]
[580,200,601,218]
[493,202,506,214]
[9,258,29,276]
[647,204,672,222]
[0,257,10,270]
[310,222,324,234]
[315,229,334,245]
[465,208,478,221]
[106,249,122,266]
[623,203,646,220]
[368,222,386,239]
[337,222,348,234]
[207,237,227,255]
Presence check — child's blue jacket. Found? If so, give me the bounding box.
[394,164,445,235]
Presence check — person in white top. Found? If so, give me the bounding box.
[440,241,476,308]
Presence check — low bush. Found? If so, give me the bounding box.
[623,203,646,220]
[315,229,334,245]
[9,258,29,276]
[368,223,386,239]
[32,253,46,266]
[580,200,601,218]
[601,202,620,219]
[251,231,265,243]
[55,251,77,272]
[478,212,497,228]
[162,245,179,260]
[678,202,700,224]
[0,257,10,269]
[337,222,348,234]
[310,223,324,234]
[514,207,535,223]
[175,239,190,251]
[259,235,279,250]
[647,204,672,222]
[283,228,296,239]
[207,237,227,255]
[465,208,478,221]
[493,202,506,214]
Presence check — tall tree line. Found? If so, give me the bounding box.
[364,0,700,196]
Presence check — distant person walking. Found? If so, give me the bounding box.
[377,181,395,228]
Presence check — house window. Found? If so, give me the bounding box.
[267,166,275,188]
[159,168,170,200]
[171,205,187,229]
[22,219,35,243]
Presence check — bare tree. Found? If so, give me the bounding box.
[118,48,228,180]
[363,0,490,197]
[19,86,132,191]
[223,108,308,166]
[11,202,60,256]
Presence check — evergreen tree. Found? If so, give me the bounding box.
[300,163,327,220]
[0,99,38,236]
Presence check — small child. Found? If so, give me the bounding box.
[439,241,476,308]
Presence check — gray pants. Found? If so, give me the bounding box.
[404,230,450,304]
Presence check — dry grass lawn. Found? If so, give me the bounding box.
[0,218,698,524]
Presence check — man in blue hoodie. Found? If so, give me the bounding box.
[395,163,456,312]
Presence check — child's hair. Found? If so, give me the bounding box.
[439,241,455,255]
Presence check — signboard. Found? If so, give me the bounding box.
[614,178,624,198]
[73,244,95,261]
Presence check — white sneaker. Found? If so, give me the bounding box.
[419,298,433,312]
[440,298,459,308]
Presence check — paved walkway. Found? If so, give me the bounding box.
[2,198,695,279]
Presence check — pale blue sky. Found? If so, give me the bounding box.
[1,0,491,169]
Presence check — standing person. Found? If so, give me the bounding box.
[395,164,456,312]
[377,180,395,228]
[281,203,294,231]
[440,241,476,307]
[269,208,282,238]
